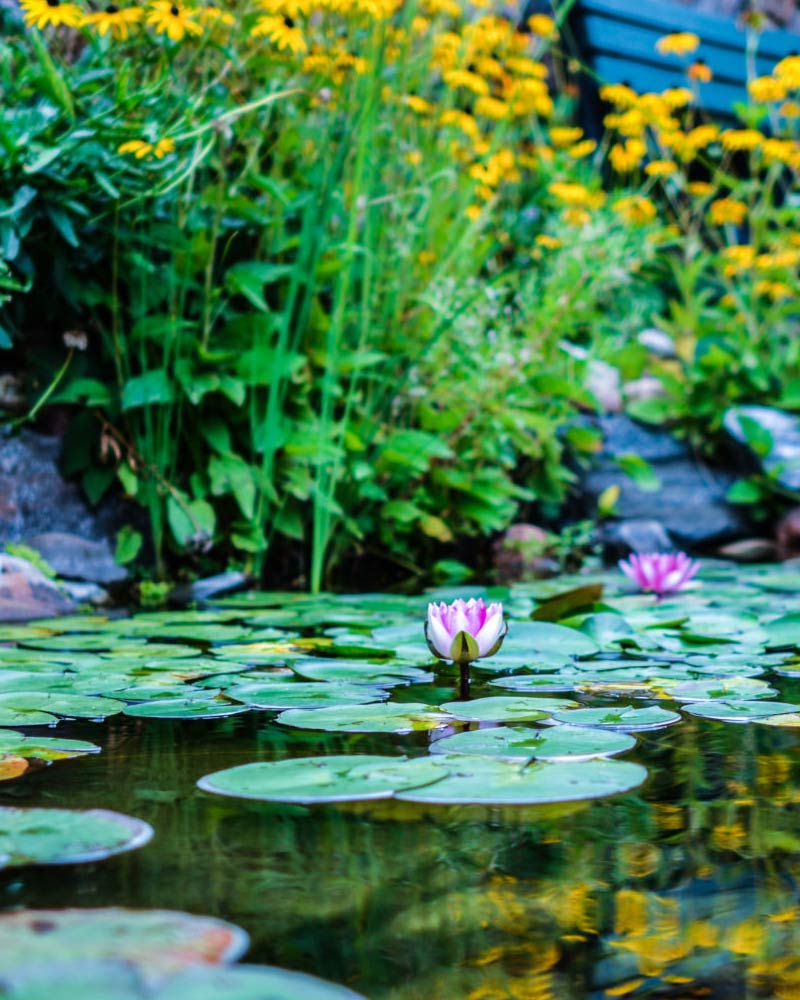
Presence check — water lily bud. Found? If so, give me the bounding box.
[425,598,507,665]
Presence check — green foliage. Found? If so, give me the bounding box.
[3,543,58,579]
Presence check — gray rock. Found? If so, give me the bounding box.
[584,360,622,413]
[723,405,800,492]
[637,328,678,359]
[603,519,674,556]
[21,533,127,584]
[581,415,749,548]
[0,554,75,622]
[60,580,112,606]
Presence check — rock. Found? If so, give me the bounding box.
[493,525,559,584]
[602,519,674,558]
[21,533,127,585]
[58,580,112,607]
[637,328,677,359]
[723,405,800,492]
[169,571,251,605]
[624,376,667,406]
[580,415,749,548]
[0,554,75,621]
[584,361,622,413]
[776,507,800,562]
[716,537,778,562]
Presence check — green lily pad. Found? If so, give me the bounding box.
[277,702,452,734]
[394,755,647,805]
[0,908,248,974]
[0,807,153,868]
[755,712,800,727]
[0,707,58,727]
[550,706,681,731]
[224,681,388,710]
[431,724,636,761]
[440,696,578,723]
[198,754,449,803]
[291,659,433,686]
[123,698,250,720]
[681,700,799,723]
[0,693,124,719]
[19,636,147,652]
[659,677,777,702]
[488,672,580,693]
[0,731,100,760]
[494,621,599,657]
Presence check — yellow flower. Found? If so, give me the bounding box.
[422,0,460,15]
[568,139,596,158]
[645,159,678,177]
[474,95,509,119]
[535,234,561,249]
[721,128,763,152]
[660,87,693,109]
[83,4,144,38]
[600,83,638,107]
[402,94,432,115]
[528,13,555,37]
[762,138,799,165]
[688,60,713,82]
[548,181,590,205]
[251,14,306,52]
[118,137,176,159]
[439,109,480,140]
[146,1,202,40]
[465,204,482,221]
[443,68,489,95]
[775,54,800,89]
[749,75,786,103]
[198,5,234,26]
[782,100,800,118]
[686,123,719,149]
[20,0,83,28]
[609,138,646,172]
[507,78,553,117]
[687,180,714,197]
[656,32,700,56]
[405,150,422,166]
[709,198,747,225]
[613,195,657,224]
[562,207,590,226]
[505,56,548,79]
[550,126,583,147]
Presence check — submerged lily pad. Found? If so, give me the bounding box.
[681,700,799,723]
[0,808,153,868]
[550,705,681,731]
[431,724,636,762]
[0,908,248,974]
[198,754,447,804]
[123,698,250,720]
[440,696,578,723]
[278,702,451,733]
[394,755,647,805]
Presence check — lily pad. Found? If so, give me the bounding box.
[394,755,647,805]
[0,731,100,760]
[198,755,447,803]
[431,724,636,762]
[659,677,777,702]
[0,908,248,974]
[681,700,799,723]
[278,702,452,733]
[224,681,388,710]
[0,693,124,719]
[440,696,578,723]
[123,698,250,720]
[550,705,681,731]
[291,659,432,686]
[0,755,28,781]
[0,807,153,868]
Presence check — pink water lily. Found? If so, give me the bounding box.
[619,552,699,597]
[425,597,507,665]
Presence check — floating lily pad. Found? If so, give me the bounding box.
[0,755,28,781]
[0,731,100,760]
[0,693,124,719]
[0,707,58,727]
[278,703,451,733]
[440,696,578,723]
[488,671,580,693]
[493,621,599,657]
[123,698,250,720]
[0,908,248,974]
[550,706,681,731]
[224,681,388,710]
[291,659,433,686]
[681,700,799,723]
[0,808,153,868]
[198,754,447,803]
[755,712,800,728]
[431,724,636,762]
[659,677,777,702]
[394,756,647,805]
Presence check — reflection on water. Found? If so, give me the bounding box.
[4,702,800,999]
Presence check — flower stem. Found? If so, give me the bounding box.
[458,663,471,701]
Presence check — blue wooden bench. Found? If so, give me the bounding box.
[556,0,799,124]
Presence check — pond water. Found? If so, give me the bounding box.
[3,564,800,999]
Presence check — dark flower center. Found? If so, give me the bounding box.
[284,16,295,27]
[106,3,119,11]
[170,4,180,14]
[47,0,61,7]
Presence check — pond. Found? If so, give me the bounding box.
[3,563,800,998]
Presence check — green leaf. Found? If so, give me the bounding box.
[121,371,174,410]
[208,454,256,519]
[616,453,660,492]
[727,478,763,504]
[167,496,216,547]
[115,526,143,566]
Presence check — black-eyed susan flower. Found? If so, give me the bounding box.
[84,5,145,39]
[709,197,747,226]
[20,0,83,29]
[474,95,508,120]
[549,126,583,147]
[146,1,202,41]
[527,13,555,37]
[599,83,638,108]
[613,194,657,224]
[251,14,306,52]
[609,138,645,172]
[775,55,800,89]
[655,31,699,56]
[644,158,677,177]
[688,60,712,83]
[720,128,762,152]
[443,67,489,96]
[748,75,786,103]
[118,137,176,159]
